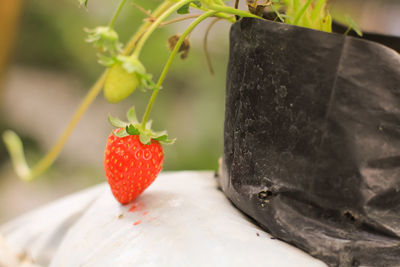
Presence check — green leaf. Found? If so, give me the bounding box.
[126,106,138,124]
[321,13,332,33]
[310,0,327,22]
[177,1,201,15]
[113,128,129,138]
[345,15,363,37]
[145,120,153,130]
[117,55,145,74]
[160,139,176,145]
[137,72,158,90]
[139,133,151,145]
[155,135,176,145]
[152,130,167,138]
[115,55,158,91]
[126,124,140,135]
[85,26,122,54]
[108,115,127,128]
[153,132,176,145]
[97,54,117,67]
[153,134,168,141]
[177,3,191,14]
[293,0,313,26]
[79,0,88,7]
[192,1,201,7]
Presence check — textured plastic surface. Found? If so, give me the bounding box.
[221,18,400,267]
[1,172,326,267]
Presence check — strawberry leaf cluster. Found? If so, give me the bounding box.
[108,107,175,145]
[85,26,123,55]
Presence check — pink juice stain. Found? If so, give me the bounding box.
[129,202,151,226]
[129,202,145,212]
[128,205,137,212]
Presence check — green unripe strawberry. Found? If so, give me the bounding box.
[104,63,140,103]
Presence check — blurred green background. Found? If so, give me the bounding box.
[0,0,399,222]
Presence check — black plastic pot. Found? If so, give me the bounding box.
[220,18,400,267]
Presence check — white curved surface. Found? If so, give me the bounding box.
[1,171,326,267]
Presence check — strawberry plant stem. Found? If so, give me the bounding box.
[159,14,201,27]
[140,10,218,128]
[203,17,221,75]
[29,72,108,180]
[206,4,260,19]
[27,5,176,179]
[5,1,262,181]
[122,1,173,55]
[2,3,175,181]
[108,0,128,28]
[193,5,235,22]
[132,0,193,58]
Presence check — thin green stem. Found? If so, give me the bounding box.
[206,4,260,19]
[132,0,192,58]
[29,72,107,179]
[122,1,173,55]
[3,72,107,181]
[271,5,285,22]
[108,0,128,28]
[192,5,235,22]
[141,10,218,128]
[159,14,201,27]
[216,13,236,23]
[203,17,221,75]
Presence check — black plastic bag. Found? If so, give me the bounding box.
[220,18,400,267]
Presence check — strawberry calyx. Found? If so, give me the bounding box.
[85,25,158,93]
[102,55,159,92]
[85,26,122,55]
[108,106,175,145]
[117,56,159,91]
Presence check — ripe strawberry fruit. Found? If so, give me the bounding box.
[105,107,174,204]
[104,129,164,204]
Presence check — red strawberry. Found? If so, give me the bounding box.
[104,129,164,204]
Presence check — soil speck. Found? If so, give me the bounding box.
[258,190,273,200]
